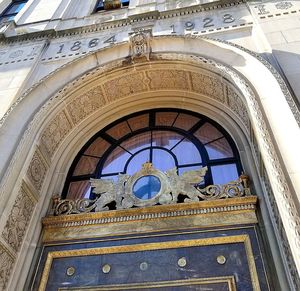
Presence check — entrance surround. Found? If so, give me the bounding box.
[0,35,299,290]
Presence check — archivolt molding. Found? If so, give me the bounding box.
[211,36,300,128]
[0,37,300,289]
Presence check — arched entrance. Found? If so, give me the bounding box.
[0,36,299,290]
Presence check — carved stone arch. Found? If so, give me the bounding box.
[0,36,300,290]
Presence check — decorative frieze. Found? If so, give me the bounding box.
[41,110,72,158]
[2,186,36,253]
[0,243,15,291]
[147,70,190,91]
[190,72,224,102]
[227,86,250,130]
[103,72,148,102]
[66,86,106,125]
[26,149,48,192]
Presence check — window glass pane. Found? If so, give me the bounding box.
[95,1,104,11]
[0,16,13,23]
[121,132,151,154]
[194,123,223,144]
[84,137,110,157]
[133,175,161,200]
[67,181,90,199]
[121,0,130,6]
[152,149,175,171]
[127,114,149,131]
[173,113,199,131]
[155,112,178,126]
[127,149,150,175]
[152,131,183,149]
[172,139,202,165]
[211,164,239,184]
[6,3,26,14]
[106,121,131,139]
[102,147,131,174]
[205,137,233,159]
[74,156,99,176]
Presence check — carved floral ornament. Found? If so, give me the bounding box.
[0,37,299,288]
[52,163,251,216]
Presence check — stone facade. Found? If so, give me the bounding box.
[0,0,299,290]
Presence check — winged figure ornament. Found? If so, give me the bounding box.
[165,166,208,202]
[52,164,250,216]
[90,174,130,211]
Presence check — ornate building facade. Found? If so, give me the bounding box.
[0,0,300,290]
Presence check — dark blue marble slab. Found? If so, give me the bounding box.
[32,226,269,291]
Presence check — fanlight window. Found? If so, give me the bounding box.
[63,109,242,199]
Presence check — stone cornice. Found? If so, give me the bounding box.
[41,196,258,243]
[0,0,245,44]
[43,196,257,228]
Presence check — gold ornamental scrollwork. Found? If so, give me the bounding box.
[52,164,252,216]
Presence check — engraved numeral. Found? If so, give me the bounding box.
[170,24,176,34]
[88,38,99,48]
[56,44,64,54]
[185,21,195,30]
[70,41,81,51]
[27,46,39,57]
[104,35,116,44]
[223,13,235,24]
[203,17,214,28]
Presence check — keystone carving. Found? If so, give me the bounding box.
[129,29,152,61]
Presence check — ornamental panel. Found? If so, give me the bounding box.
[26,149,48,192]
[2,186,36,253]
[190,72,224,101]
[102,72,148,102]
[41,110,72,158]
[0,244,15,291]
[66,86,106,125]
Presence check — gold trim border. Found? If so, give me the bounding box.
[58,276,236,290]
[38,235,261,291]
[42,211,257,243]
[43,197,257,227]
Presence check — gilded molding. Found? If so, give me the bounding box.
[42,196,258,242]
[43,196,257,227]
[38,235,260,291]
[59,276,236,290]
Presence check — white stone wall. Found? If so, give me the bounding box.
[249,0,300,103]
[0,1,299,290]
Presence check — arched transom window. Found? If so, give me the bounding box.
[63,109,242,199]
